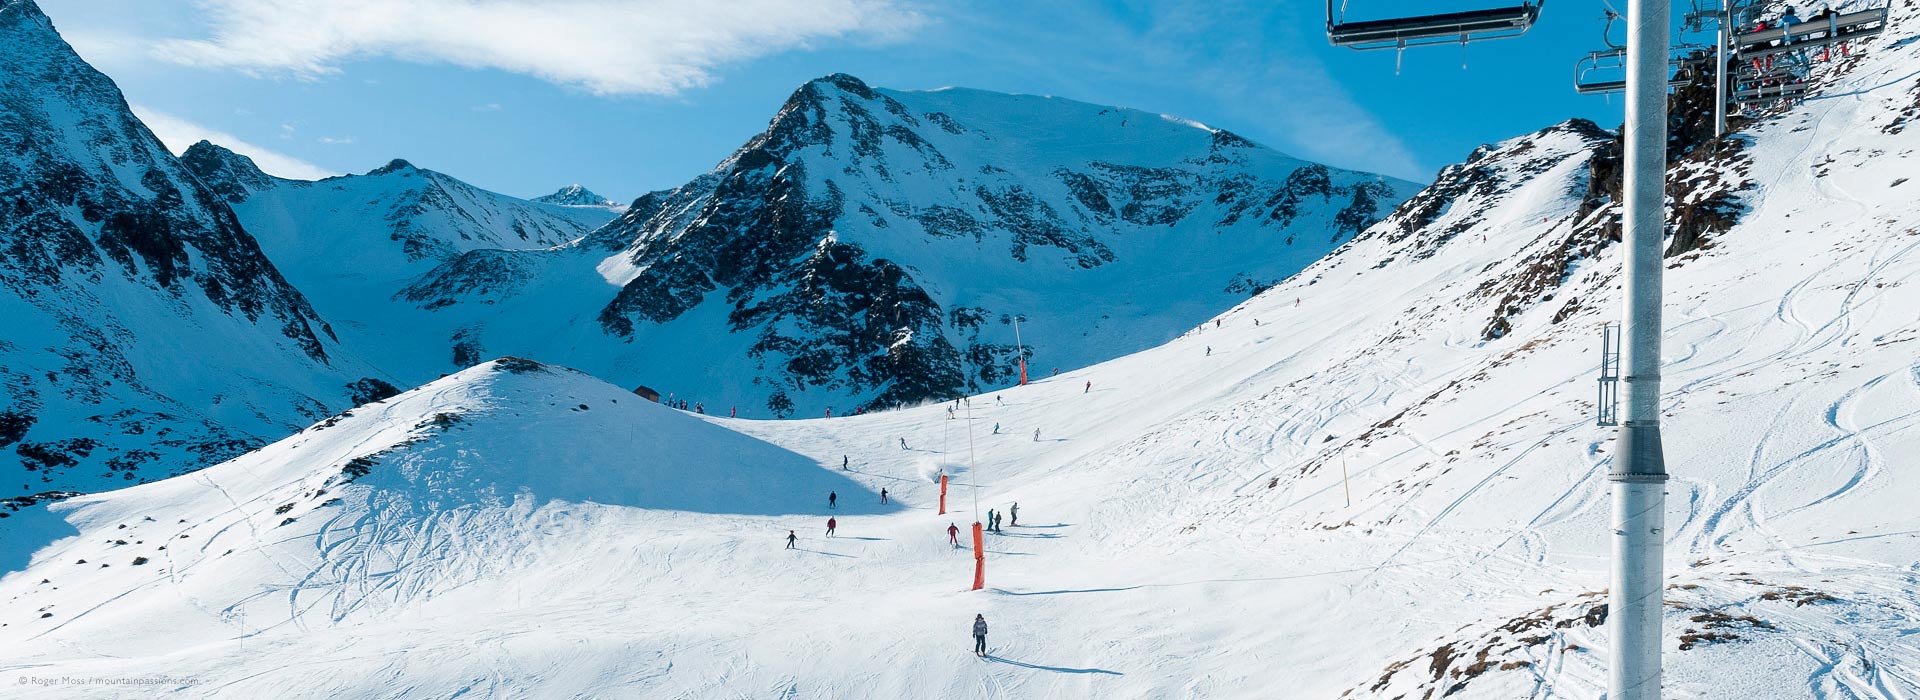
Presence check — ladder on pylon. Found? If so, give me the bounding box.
[1597,322,1621,427]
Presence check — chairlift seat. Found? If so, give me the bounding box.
[1328,1,1542,50]
[1733,81,1809,104]
[1573,48,1701,95]
[1737,25,1881,63]
[1732,7,1887,53]
[1574,77,1692,95]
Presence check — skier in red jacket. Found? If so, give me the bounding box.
[948,523,960,547]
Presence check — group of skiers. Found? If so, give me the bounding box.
[776,462,1027,659]
[984,503,1018,533]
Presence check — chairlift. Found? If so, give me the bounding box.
[1731,6,1888,58]
[1573,48,1697,94]
[1572,14,1707,97]
[1327,0,1546,58]
[1732,79,1809,105]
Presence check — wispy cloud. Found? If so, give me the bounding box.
[131,105,338,180]
[471,102,502,112]
[152,0,924,96]
[317,136,354,145]
[930,2,1426,181]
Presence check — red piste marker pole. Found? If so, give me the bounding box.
[1014,317,1028,386]
[938,473,948,515]
[971,521,986,591]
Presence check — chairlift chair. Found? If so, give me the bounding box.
[1732,80,1809,105]
[1732,6,1888,57]
[1326,0,1546,51]
[1572,45,1706,95]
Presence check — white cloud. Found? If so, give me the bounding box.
[472,102,503,112]
[153,0,924,96]
[317,136,354,145]
[131,105,339,180]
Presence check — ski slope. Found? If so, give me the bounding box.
[5,5,1920,699]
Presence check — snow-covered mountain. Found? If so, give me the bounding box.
[5,3,1916,697]
[0,0,385,502]
[395,74,1418,416]
[531,183,623,210]
[178,145,618,373]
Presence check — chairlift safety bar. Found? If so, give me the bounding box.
[1327,0,1545,51]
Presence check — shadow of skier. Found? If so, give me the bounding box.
[985,656,1123,675]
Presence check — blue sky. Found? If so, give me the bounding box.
[39,0,1715,200]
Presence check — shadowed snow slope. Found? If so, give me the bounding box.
[4,4,1920,699]
[2,358,888,668]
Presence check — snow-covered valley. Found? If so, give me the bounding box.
[4,0,1920,697]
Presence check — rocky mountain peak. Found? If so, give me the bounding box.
[180,140,278,203]
[531,183,618,207]
[369,158,417,176]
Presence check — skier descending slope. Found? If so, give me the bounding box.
[973,615,989,657]
[786,531,797,549]
[880,488,889,504]
[828,491,837,509]
[948,523,960,547]
[826,518,837,538]
[1009,503,1019,527]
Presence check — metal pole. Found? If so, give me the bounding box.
[1612,0,1671,697]
[1713,0,1730,137]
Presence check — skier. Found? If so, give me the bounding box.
[995,395,1002,405]
[1052,367,1058,377]
[695,402,704,414]
[900,437,909,450]
[1033,428,1041,442]
[1206,346,1212,357]
[786,530,797,549]
[880,488,889,504]
[1009,502,1019,527]
[987,509,997,533]
[1254,319,1260,327]
[842,455,850,471]
[1215,319,1220,329]
[973,614,989,657]
[829,491,838,509]
[1296,297,1301,307]
[1084,380,1091,393]
[948,523,961,547]
[992,422,1000,435]
[825,407,832,418]
[826,517,837,537]
[731,406,737,418]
